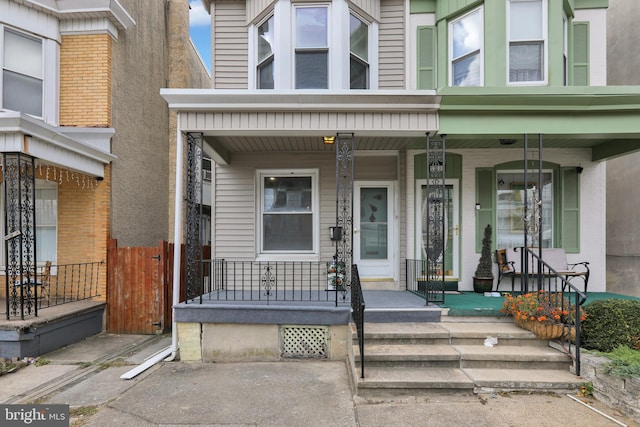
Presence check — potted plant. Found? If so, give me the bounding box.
[473,224,494,293]
[501,291,587,339]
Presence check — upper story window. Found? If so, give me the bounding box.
[251,0,376,90]
[350,13,369,89]
[2,28,43,117]
[449,7,483,87]
[295,6,329,89]
[257,15,275,89]
[508,0,546,84]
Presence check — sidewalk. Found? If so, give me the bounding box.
[2,332,638,426]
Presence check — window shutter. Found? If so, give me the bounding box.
[572,22,589,86]
[417,26,436,89]
[560,167,580,253]
[475,168,495,252]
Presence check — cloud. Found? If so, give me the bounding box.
[189,1,210,27]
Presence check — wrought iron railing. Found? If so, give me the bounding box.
[350,264,365,378]
[405,259,445,304]
[195,259,351,305]
[4,261,104,319]
[518,247,588,376]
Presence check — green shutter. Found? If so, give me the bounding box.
[417,26,436,89]
[475,168,495,252]
[572,22,590,86]
[560,167,580,253]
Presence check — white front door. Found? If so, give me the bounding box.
[354,182,396,280]
[416,179,460,279]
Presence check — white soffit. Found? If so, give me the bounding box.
[0,110,115,177]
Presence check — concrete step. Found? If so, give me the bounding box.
[355,344,461,368]
[354,366,583,397]
[454,345,573,370]
[353,343,572,370]
[463,368,584,394]
[355,367,475,397]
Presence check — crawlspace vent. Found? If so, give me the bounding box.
[281,326,328,359]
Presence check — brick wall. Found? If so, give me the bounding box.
[56,33,113,300]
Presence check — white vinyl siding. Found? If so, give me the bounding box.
[378,0,405,89]
[213,153,336,261]
[213,1,248,89]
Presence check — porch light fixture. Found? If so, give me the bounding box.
[323,136,336,145]
[499,139,517,145]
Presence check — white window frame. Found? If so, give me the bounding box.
[256,14,275,89]
[256,169,320,260]
[0,179,58,267]
[247,0,378,90]
[448,6,484,87]
[507,0,548,86]
[349,11,370,89]
[495,169,554,249]
[0,25,58,124]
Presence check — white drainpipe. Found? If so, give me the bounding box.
[122,113,184,379]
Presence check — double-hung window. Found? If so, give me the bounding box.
[259,170,318,254]
[350,13,369,89]
[0,179,57,266]
[295,6,329,89]
[450,7,483,87]
[508,0,546,84]
[257,15,275,89]
[2,28,43,117]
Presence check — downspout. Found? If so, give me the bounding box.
[121,113,184,379]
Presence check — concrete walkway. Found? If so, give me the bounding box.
[1,333,638,426]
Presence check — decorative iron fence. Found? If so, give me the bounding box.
[405,259,445,304]
[195,259,350,306]
[518,247,587,376]
[351,264,365,378]
[4,261,104,319]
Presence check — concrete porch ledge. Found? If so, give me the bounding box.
[0,300,105,359]
[174,301,351,325]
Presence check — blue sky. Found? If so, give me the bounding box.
[189,1,212,73]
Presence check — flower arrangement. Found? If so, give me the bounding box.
[502,291,587,339]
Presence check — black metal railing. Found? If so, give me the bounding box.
[351,264,365,378]
[405,259,445,304]
[5,261,104,319]
[519,247,587,376]
[196,259,351,305]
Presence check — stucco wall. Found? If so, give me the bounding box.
[110,0,171,247]
[605,0,640,297]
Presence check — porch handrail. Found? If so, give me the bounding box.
[5,260,104,319]
[405,259,445,304]
[350,264,365,379]
[517,247,587,376]
[197,259,350,304]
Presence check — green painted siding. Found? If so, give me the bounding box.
[475,168,495,252]
[410,0,436,14]
[560,167,580,252]
[547,0,566,86]
[572,22,589,86]
[436,0,483,20]
[484,0,507,86]
[417,26,437,89]
[574,0,608,9]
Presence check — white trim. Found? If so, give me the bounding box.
[256,168,320,256]
[506,0,548,86]
[449,6,484,87]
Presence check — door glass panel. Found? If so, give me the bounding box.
[421,185,454,276]
[360,188,387,260]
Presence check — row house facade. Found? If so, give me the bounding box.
[165,0,640,300]
[1,0,209,355]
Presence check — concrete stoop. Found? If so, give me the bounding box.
[351,321,584,397]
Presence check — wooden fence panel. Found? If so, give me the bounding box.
[107,240,210,334]
[107,240,166,334]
